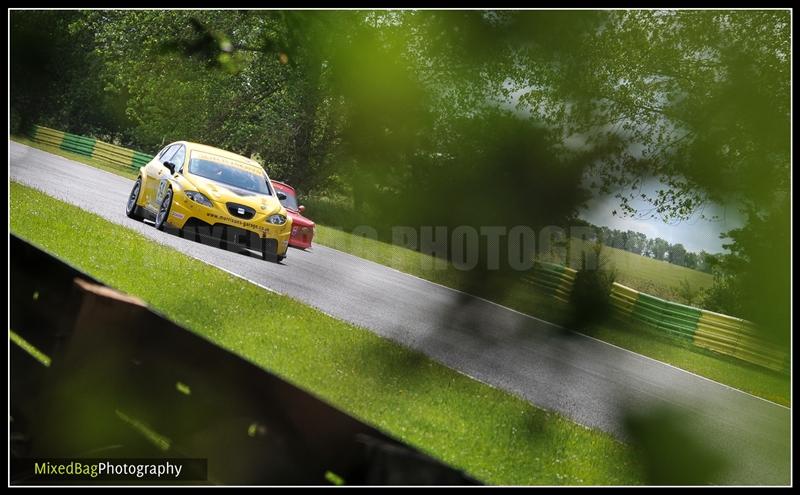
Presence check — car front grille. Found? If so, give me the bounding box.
[226,203,256,220]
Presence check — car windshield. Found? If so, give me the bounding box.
[277,188,299,210]
[189,158,270,195]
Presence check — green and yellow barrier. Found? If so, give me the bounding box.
[611,283,702,344]
[694,311,788,372]
[32,126,66,148]
[609,281,788,373]
[30,125,153,172]
[609,283,638,317]
[630,293,701,343]
[523,261,577,304]
[526,261,790,373]
[60,132,96,156]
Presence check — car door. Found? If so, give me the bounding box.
[142,144,174,207]
[154,144,187,207]
[146,144,180,209]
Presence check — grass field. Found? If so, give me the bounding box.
[10,181,643,485]
[12,136,789,405]
[561,240,714,305]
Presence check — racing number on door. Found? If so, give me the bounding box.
[156,180,168,205]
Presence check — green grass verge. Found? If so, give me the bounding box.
[584,324,789,406]
[10,181,642,485]
[11,137,788,405]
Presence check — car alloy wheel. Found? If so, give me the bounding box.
[155,188,173,231]
[126,178,144,220]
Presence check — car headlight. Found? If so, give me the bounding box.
[185,191,212,207]
[268,214,287,225]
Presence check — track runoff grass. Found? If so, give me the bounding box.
[11,138,788,405]
[10,182,642,485]
[314,225,790,406]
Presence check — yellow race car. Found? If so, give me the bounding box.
[125,141,292,262]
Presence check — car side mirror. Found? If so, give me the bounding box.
[276,192,287,201]
[298,205,306,213]
[163,161,176,175]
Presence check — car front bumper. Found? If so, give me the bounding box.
[168,198,291,256]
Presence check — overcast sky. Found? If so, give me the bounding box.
[496,84,744,254]
[580,177,744,254]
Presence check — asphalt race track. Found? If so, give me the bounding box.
[9,141,791,484]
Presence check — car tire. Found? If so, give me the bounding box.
[261,238,284,263]
[155,188,173,231]
[125,177,145,220]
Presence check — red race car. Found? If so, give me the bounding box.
[271,180,315,249]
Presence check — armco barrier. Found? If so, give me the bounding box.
[10,234,478,485]
[693,311,789,373]
[609,282,637,317]
[522,261,577,304]
[30,125,153,172]
[630,292,701,343]
[60,132,96,156]
[525,263,788,373]
[609,282,788,373]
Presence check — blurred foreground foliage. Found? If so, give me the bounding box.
[10,10,790,485]
[568,243,618,330]
[10,10,789,346]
